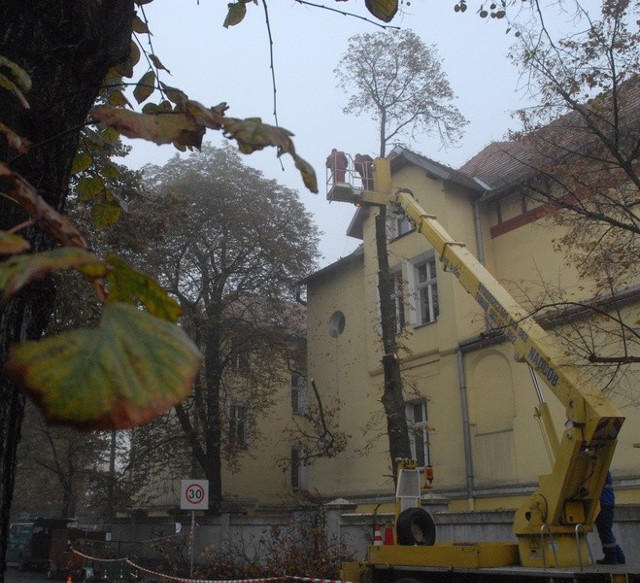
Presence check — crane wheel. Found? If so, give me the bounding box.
[396,507,436,546]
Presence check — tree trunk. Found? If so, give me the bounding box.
[203,323,223,513]
[0,3,133,579]
[375,207,412,482]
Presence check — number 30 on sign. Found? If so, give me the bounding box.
[180,479,209,510]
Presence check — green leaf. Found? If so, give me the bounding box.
[71,153,93,176]
[91,201,122,228]
[0,248,100,302]
[364,0,398,22]
[0,230,30,255]
[91,107,204,149]
[7,302,202,430]
[105,255,182,323]
[224,1,247,28]
[101,126,121,145]
[102,162,120,179]
[133,70,156,104]
[77,176,105,200]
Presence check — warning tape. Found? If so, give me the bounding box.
[125,559,285,583]
[72,547,353,583]
[71,547,126,563]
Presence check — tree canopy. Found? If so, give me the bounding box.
[128,144,319,509]
[335,29,467,157]
[502,0,640,389]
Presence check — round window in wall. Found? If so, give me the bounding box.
[328,310,346,338]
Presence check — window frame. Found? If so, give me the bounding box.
[229,403,250,449]
[407,251,440,326]
[291,372,308,415]
[406,400,431,468]
[290,445,308,491]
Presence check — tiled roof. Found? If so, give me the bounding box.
[460,75,640,197]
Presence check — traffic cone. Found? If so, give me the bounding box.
[383,523,394,545]
[67,576,72,583]
[373,523,383,545]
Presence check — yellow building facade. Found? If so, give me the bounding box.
[302,146,640,513]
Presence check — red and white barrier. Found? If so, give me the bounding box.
[71,546,354,583]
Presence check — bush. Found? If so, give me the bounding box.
[198,522,353,580]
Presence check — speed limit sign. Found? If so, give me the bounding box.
[180,479,209,510]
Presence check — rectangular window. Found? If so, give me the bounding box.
[396,216,413,237]
[291,373,307,415]
[229,404,249,448]
[291,446,308,490]
[231,348,251,372]
[386,210,413,240]
[415,256,439,325]
[406,401,430,467]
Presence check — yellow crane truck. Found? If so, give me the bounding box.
[327,158,635,583]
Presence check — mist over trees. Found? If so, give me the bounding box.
[126,144,319,510]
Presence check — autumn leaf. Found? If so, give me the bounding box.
[0,73,29,109]
[293,154,319,194]
[0,121,30,153]
[0,164,87,248]
[0,231,30,255]
[161,82,188,105]
[222,116,318,193]
[7,302,202,431]
[105,255,183,323]
[224,1,247,28]
[91,106,204,149]
[132,14,150,34]
[0,248,100,303]
[365,0,398,22]
[0,55,31,93]
[0,55,31,108]
[149,54,170,73]
[133,70,156,104]
[107,90,130,107]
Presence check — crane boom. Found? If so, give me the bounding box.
[332,157,624,568]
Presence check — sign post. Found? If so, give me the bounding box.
[180,479,209,577]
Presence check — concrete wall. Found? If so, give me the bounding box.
[109,502,640,569]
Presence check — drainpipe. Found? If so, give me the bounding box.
[453,198,485,510]
[473,198,486,265]
[457,348,475,510]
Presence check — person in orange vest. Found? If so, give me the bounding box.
[326,148,347,183]
[354,153,374,190]
[596,472,626,564]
